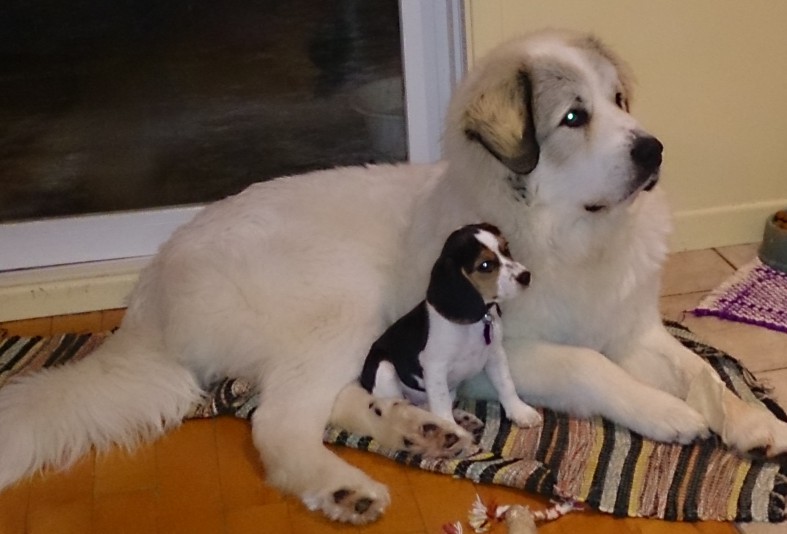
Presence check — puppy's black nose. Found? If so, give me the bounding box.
[630,135,663,173]
[516,271,531,287]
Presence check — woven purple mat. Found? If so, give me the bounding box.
[692,258,787,333]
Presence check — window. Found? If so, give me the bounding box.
[0,1,464,271]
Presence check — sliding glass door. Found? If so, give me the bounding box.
[0,1,464,270]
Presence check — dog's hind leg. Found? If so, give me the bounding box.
[331,383,479,457]
[252,362,390,524]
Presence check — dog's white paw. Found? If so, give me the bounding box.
[369,398,479,457]
[637,397,710,444]
[453,408,485,433]
[505,402,542,428]
[766,418,787,457]
[724,405,787,457]
[302,480,390,525]
[408,418,479,458]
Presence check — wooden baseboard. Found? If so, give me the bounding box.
[0,258,147,322]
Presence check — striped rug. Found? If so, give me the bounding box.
[1,322,785,523]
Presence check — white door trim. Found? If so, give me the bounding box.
[400,0,466,163]
[0,207,201,272]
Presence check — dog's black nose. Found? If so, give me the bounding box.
[516,271,531,286]
[630,135,663,173]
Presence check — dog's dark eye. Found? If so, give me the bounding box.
[477,260,498,273]
[560,109,589,128]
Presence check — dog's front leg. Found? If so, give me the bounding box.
[621,323,787,456]
[470,337,710,444]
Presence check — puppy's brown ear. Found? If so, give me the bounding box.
[426,256,487,325]
[464,71,539,174]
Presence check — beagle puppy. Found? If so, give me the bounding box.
[360,223,542,429]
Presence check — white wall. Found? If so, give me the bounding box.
[465,0,787,250]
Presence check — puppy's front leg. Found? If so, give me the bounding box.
[485,344,542,427]
[421,356,457,423]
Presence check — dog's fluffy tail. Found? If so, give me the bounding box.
[0,331,203,490]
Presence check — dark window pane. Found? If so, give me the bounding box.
[0,0,404,222]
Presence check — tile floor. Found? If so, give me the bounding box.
[0,244,784,533]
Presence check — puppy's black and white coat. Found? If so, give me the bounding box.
[360,223,542,429]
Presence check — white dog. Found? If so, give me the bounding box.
[359,223,542,433]
[2,29,787,525]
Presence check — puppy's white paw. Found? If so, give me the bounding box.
[505,402,542,428]
[302,480,390,525]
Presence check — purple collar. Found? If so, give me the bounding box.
[482,303,501,345]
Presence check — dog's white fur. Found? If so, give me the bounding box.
[2,29,787,524]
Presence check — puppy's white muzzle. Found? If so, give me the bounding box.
[498,260,531,301]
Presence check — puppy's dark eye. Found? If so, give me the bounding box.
[477,260,498,273]
[560,109,589,128]
[615,92,626,110]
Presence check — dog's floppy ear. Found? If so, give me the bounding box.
[464,71,539,175]
[426,256,487,324]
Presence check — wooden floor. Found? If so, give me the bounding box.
[0,309,738,534]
